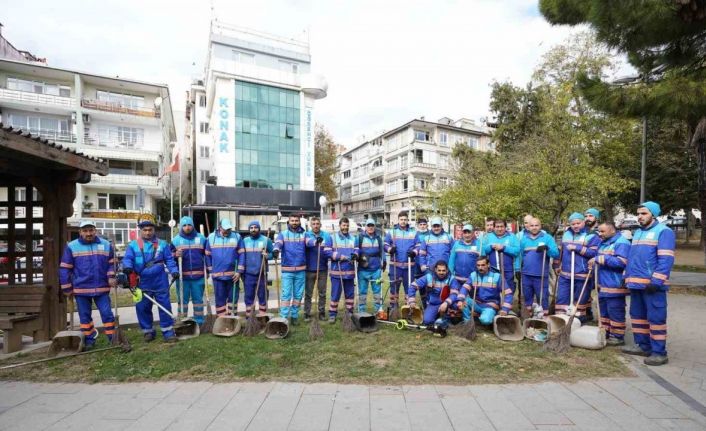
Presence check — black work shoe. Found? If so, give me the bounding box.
[304,314,311,322]
[622,344,650,357]
[143,332,156,342]
[291,318,299,326]
[328,316,336,324]
[164,336,178,344]
[83,344,96,352]
[644,354,669,366]
[607,337,625,347]
[319,312,326,321]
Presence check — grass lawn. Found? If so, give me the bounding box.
[0,320,631,385]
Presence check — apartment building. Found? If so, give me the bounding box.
[183,22,328,229]
[333,117,494,226]
[0,58,176,246]
[183,79,211,205]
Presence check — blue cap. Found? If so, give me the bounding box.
[365,218,375,226]
[79,220,95,228]
[639,201,661,217]
[585,208,600,218]
[418,218,428,224]
[430,216,443,226]
[248,220,261,229]
[138,219,155,228]
[568,212,585,222]
[220,218,233,230]
[180,216,194,227]
[462,224,473,232]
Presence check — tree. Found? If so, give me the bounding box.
[487,81,545,153]
[314,124,338,200]
[540,0,706,256]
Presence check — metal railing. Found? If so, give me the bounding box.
[90,174,159,187]
[81,99,160,118]
[83,134,144,149]
[13,128,76,143]
[0,87,74,107]
[410,162,436,169]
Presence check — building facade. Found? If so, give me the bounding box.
[0,58,176,246]
[332,117,494,226]
[185,22,326,205]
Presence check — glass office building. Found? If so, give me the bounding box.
[234,80,301,190]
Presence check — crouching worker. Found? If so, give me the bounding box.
[459,256,510,325]
[407,260,462,325]
[59,220,116,350]
[123,217,180,342]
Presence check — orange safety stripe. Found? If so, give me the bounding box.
[611,321,626,327]
[61,283,72,289]
[281,265,306,272]
[560,271,589,278]
[104,329,115,335]
[631,318,649,325]
[651,334,667,340]
[625,277,650,284]
[72,250,110,257]
[657,250,675,256]
[60,262,74,268]
[650,324,667,330]
[502,302,513,309]
[633,239,658,245]
[74,287,111,294]
[211,271,235,277]
[600,287,629,295]
[632,328,650,334]
[612,328,626,334]
[652,273,668,281]
[80,323,94,328]
[103,322,115,327]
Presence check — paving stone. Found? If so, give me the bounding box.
[191,383,241,410]
[288,394,335,431]
[440,396,495,431]
[162,381,212,405]
[503,384,573,426]
[0,381,41,408]
[470,385,535,430]
[653,418,705,430]
[0,411,67,431]
[557,408,623,430]
[303,383,339,395]
[596,379,684,419]
[40,383,88,394]
[434,385,471,397]
[369,393,411,431]
[206,388,267,431]
[20,392,97,414]
[329,386,370,431]
[402,385,438,402]
[167,406,223,431]
[94,395,161,420]
[653,395,706,427]
[369,385,402,396]
[136,381,182,399]
[46,416,134,431]
[130,402,190,431]
[245,390,302,431]
[406,399,453,431]
[568,382,664,431]
[627,379,674,396]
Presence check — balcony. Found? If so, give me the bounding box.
[81,209,144,220]
[409,161,436,170]
[16,128,76,143]
[90,174,160,188]
[84,134,144,150]
[81,99,160,118]
[0,87,75,109]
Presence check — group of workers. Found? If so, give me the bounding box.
[58,200,675,366]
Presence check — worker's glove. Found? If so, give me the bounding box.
[350,253,359,262]
[382,260,387,272]
[536,244,548,253]
[123,267,134,275]
[407,250,416,259]
[272,249,280,259]
[315,236,324,244]
[389,246,397,256]
[645,283,660,294]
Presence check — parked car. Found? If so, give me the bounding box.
[664,216,687,228]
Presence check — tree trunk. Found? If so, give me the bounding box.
[689,117,706,264]
[602,197,615,223]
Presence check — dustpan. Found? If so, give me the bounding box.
[264,317,290,339]
[173,259,200,340]
[493,315,524,341]
[48,297,84,357]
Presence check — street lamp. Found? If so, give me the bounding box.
[612,75,647,203]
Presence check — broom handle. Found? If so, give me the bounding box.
[200,224,213,317]
[594,264,602,329]
[567,267,593,320]
[313,233,321,313]
[142,291,177,319]
[69,294,75,330]
[570,251,575,308]
[112,241,119,324]
[539,250,546,309]
[471,274,479,317]
[179,256,184,320]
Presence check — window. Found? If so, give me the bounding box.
[109,194,127,210]
[96,90,144,109]
[92,124,144,148]
[402,177,408,192]
[7,114,71,139]
[94,221,136,246]
[199,122,209,133]
[233,50,255,65]
[439,154,449,168]
[279,60,299,74]
[199,95,206,107]
[343,170,351,179]
[439,132,448,146]
[400,154,408,170]
[468,136,479,150]
[199,146,210,158]
[488,141,496,151]
[415,130,430,142]
[98,193,108,210]
[7,77,70,97]
[200,170,210,182]
[415,179,427,190]
[414,149,423,164]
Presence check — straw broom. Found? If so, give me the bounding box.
[243,252,266,337]
[544,266,594,354]
[456,274,479,341]
[309,238,324,341]
[340,260,355,332]
[200,222,217,333]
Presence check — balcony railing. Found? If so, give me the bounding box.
[83,134,144,149]
[12,128,76,143]
[90,174,160,187]
[81,209,143,219]
[410,162,436,169]
[81,99,160,118]
[0,87,75,108]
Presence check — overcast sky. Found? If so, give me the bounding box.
[2,0,584,147]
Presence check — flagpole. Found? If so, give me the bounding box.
[170,172,173,225]
[179,162,182,219]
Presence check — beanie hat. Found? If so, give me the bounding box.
[639,201,661,217]
[180,216,194,227]
[584,208,600,218]
[568,212,585,222]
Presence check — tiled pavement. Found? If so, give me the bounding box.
[1,294,705,430]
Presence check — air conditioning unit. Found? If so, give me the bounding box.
[82,114,91,124]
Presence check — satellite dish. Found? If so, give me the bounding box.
[319,195,328,207]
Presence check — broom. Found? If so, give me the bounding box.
[309,238,324,341]
[243,252,266,337]
[456,274,478,340]
[200,224,216,333]
[544,266,593,354]
[340,261,355,332]
[111,242,131,350]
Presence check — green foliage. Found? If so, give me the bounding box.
[487,81,545,153]
[314,124,339,200]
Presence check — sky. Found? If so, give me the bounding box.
[2,0,584,147]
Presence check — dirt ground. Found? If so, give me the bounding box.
[676,244,706,267]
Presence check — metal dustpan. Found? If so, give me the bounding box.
[493,315,524,341]
[49,298,84,357]
[547,314,581,338]
[522,318,549,342]
[264,317,289,339]
[212,314,242,337]
[399,305,423,325]
[174,318,200,340]
[352,311,378,333]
